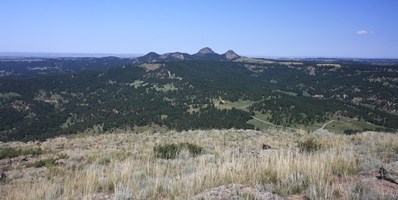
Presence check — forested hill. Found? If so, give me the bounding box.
[1,51,398,141]
[0,56,134,77]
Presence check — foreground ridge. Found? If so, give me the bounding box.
[0,130,397,199]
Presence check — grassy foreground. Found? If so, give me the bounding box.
[0,129,397,199]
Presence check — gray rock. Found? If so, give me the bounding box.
[0,170,6,180]
[356,161,398,199]
[0,158,11,166]
[192,183,284,200]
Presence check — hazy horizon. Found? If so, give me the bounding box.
[1,50,398,60]
[0,51,141,58]
[1,1,398,58]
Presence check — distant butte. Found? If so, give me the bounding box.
[197,47,216,55]
[223,50,239,60]
[135,47,240,63]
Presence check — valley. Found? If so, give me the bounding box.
[1,48,398,141]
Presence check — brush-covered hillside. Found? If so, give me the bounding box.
[0,129,397,199]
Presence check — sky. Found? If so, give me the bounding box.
[0,0,397,58]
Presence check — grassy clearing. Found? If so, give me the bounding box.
[248,112,273,130]
[129,80,148,88]
[33,90,67,107]
[153,83,178,92]
[139,63,164,71]
[0,92,21,99]
[217,100,380,134]
[1,129,396,199]
[248,111,304,133]
[250,111,383,134]
[247,118,272,130]
[60,114,77,129]
[213,99,253,111]
[275,90,298,96]
[302,116,383,133]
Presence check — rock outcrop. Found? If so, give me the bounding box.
[223,50,240,60]
[197,47,216,55]
[134,47,240,63]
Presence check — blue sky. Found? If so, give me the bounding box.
[0,0,397,58]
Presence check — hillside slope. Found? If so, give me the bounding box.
[1,58,398,141]
[0,129,397,199]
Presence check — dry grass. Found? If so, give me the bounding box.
[0,129,397,199]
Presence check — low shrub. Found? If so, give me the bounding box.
[297,137,322,153]
[0,148,20,159]
[183,142,204,156]
[56,153,69,160]
[28,157,57,168]
[96,157,111,165]
[154,143,179,159]
[154,142,203,159]
[28,153,68,168]
[0,147,43,159]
